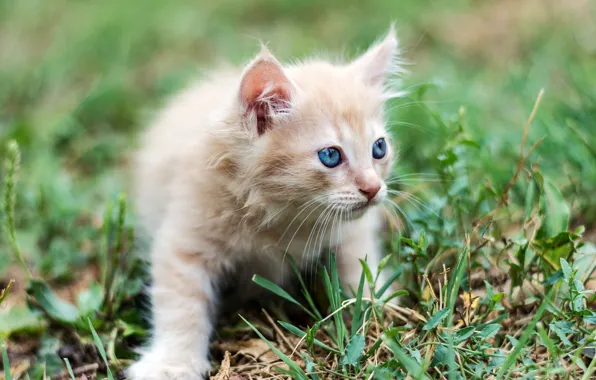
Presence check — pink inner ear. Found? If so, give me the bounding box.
[240,60,292,135]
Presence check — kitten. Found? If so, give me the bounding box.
[129,27,402,379]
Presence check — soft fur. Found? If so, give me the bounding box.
[129,28,402,379]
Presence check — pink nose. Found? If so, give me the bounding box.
[359,182,381,201]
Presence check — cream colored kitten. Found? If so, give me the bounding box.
[129,28,402,379]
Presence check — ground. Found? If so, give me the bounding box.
[1,0,596,379]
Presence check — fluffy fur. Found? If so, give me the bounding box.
[129,28,402,379]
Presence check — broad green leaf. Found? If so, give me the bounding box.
[431,344,448,367]
[542,178,570,237]
[77,282,104,317]
[560,258,573,282]
[0,305,42,335]
[26,279,78,324]
[342,334,365,367]
[477,324,501,340]
[423,308,449,331]
[542,270,565,285]
[584,315,596,325]
[549,321,576,346]
[572,279,587,312]
[453,327,475,343]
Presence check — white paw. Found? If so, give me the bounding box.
[127,351,210,380]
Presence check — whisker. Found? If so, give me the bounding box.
[384,198,415,230]
[386,120,435,135]
[388,190,443,221]
[302,202,335,282]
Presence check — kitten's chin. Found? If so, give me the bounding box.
[346,203,374,219]
[347,198,383,219]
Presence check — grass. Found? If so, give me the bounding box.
[1,0,596,378]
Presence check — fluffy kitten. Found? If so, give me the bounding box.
[129,28,402,379]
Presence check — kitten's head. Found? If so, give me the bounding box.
[237,28,402,220]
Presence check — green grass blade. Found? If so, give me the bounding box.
[278,321,340,354]
[240,315,308,380]
[252,275,317,319]
[2,338,12,380]
[445,247,468,380]
[323,259,347,350]
[382,334,431,380]
[3,141,31,280]
[351,269,365,336]
[287,255,322,319]
[0,279,15,306]
[63,358,76,380]
[87,318,114,380]
[537,323,558,360]
[496,287,555,378]
[374,267,402,299]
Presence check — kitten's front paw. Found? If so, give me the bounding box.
[127,351,210,380]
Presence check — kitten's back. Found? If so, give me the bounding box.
[134,70,241,233]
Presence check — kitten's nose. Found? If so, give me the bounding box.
[359,183,381,201]
[356,170,381,201]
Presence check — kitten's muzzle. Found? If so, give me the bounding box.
[355,169,381,201]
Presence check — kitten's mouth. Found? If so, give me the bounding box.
[351,198,382,213]
[351,203,370,212]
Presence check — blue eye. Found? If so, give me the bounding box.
[372,138,387,159]
[318,147,342,168]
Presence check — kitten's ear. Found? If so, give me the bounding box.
[349,26,400,87]
[239,47,294,136]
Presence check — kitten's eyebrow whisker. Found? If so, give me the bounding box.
[385,120,435,135]
[389,172,439,179]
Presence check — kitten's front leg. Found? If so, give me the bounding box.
[128,227,218,380]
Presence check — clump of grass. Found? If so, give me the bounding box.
[2,141,31,281]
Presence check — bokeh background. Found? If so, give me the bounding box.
[1,0,595,378]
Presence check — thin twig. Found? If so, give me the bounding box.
[474,89,545,227]
[262,309,294,354]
